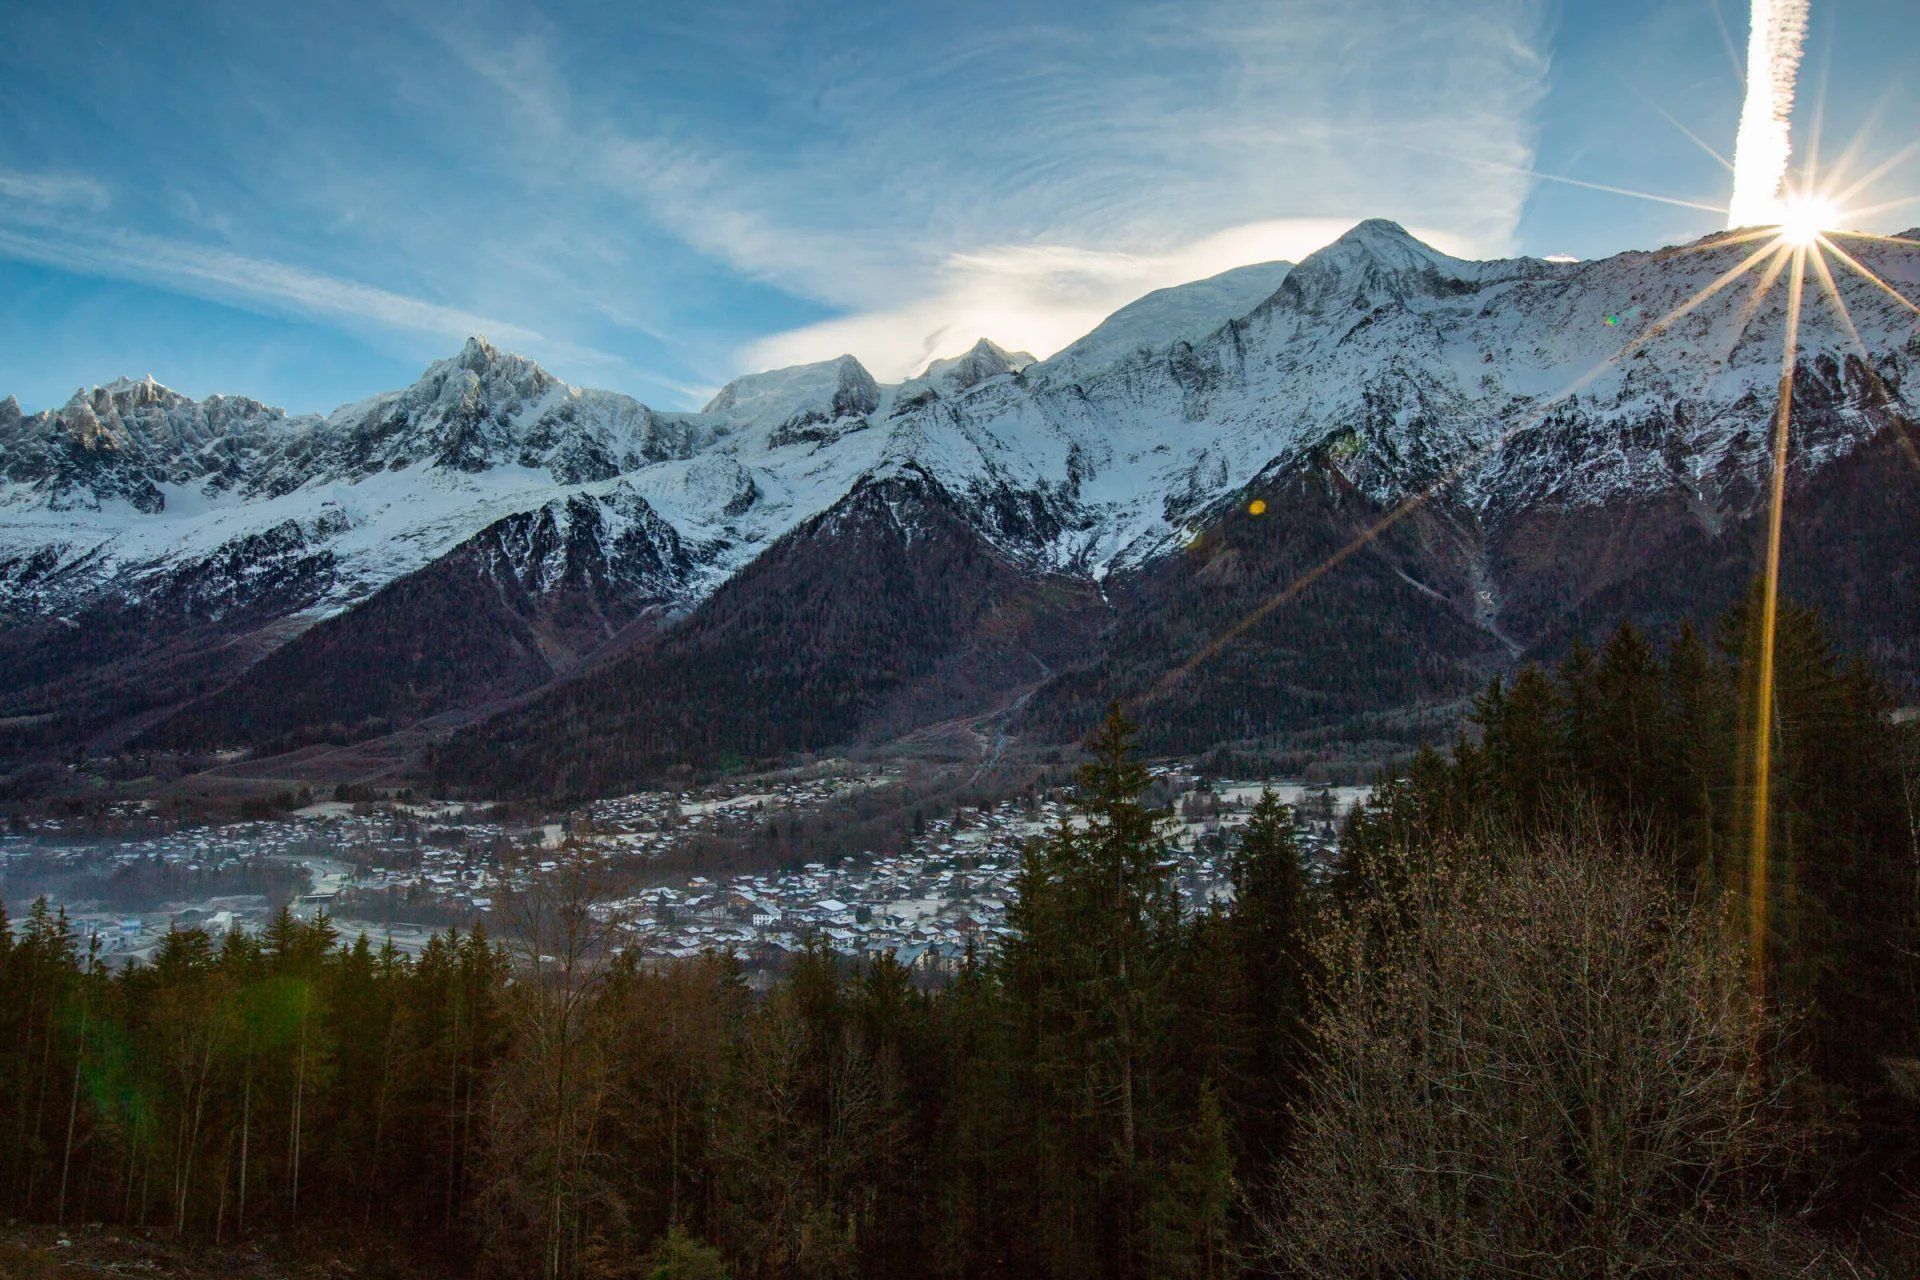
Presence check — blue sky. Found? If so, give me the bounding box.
[2,0,1915,415]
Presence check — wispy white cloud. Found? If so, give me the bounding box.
[0,0,1554,409]
[744,217,1483,378]
[0,168,112,211]
[0,221,631,380]
[414,0,1551,381]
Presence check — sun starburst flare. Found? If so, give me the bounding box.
[1147,116,1917,1012]
[1776,194,1840,245]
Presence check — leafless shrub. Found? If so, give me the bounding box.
[1269,831,1856,1279]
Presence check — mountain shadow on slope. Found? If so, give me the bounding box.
[0,519,340,762]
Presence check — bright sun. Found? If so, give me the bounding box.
[1776,196,1839,246]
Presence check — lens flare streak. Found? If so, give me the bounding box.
[1747,240,1806,998]
[1149,206,1917,1008]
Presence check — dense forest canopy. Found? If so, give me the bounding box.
[2,598,1917,1278]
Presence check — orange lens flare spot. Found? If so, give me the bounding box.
[1247,499,1267,516]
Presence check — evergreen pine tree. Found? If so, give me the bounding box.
[1004,703,1181,1279]
[1226,791,1309,1163]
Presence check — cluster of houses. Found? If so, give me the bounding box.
[598,774,1360,983]
[3,765,1365,977]
[564,765,894,854]
[608,835,1015,982]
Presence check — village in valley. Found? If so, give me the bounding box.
[0,762,1368,984]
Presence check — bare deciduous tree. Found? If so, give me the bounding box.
[1269,832,1851,1279]
[481,846,632,1280]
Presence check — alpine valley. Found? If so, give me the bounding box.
[3,220,1916,800]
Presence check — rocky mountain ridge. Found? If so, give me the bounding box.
[3,221,1916,785]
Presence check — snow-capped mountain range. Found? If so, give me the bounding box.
[3,219,1917,783]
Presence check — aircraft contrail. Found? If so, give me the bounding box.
[1727,0,1810,228]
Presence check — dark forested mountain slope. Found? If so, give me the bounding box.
[0,518,343,757]
[138,487,694,754]
[432,466,1107,799]
[1521,413,1920,685]
[1019,461,1511,753]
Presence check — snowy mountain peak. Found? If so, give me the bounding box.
[451,333,535,381]
[1289,219,1460,284]
[6,220,1917,663]
[0,372,294,513]
[414,335,560,402]
[304,339,698,485]
[703,354,880,425]
[1275,219,1544,314]
[1036,259,1293,384]
[916,338,1036,391]
[97,373,169,403]
[66,373,193,418]
[1339,217,1425,248]
[829,355,881,417]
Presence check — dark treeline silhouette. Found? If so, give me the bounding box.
[2,597,1917,1277]
[1344,591,1919,1104]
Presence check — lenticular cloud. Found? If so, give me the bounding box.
[1727,0,1810,228]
